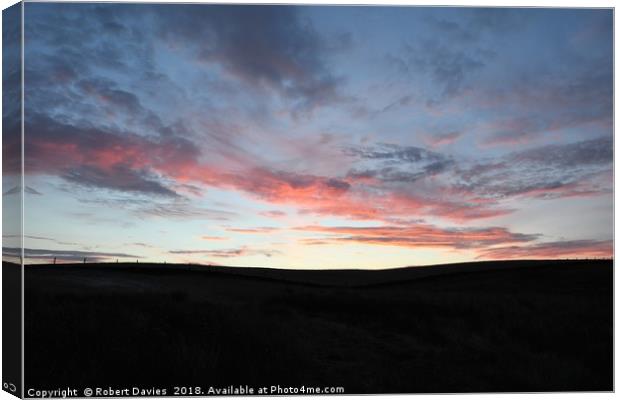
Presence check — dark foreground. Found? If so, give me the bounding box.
[20,259,612,393]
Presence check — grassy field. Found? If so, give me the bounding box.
[19,259,612,393]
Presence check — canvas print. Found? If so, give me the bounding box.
[2,2,614,397]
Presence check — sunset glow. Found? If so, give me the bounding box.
[4,4,613,268]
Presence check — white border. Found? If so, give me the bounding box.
[0,1,616,400]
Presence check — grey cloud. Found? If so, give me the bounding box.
[63,165,178,198]
[169,247,280,258]
[156,5,344,115]
[454,136,613,200]
[388,33,494,105]
[77,78,143,115]
[511,135,612,168]
[467,8,527,34]
[3,247,141,262]
[26,186,42,195]
[427,9,526,44]
[27,4,153,73]
[25,4,188,137]
[3,186,43,196]
[348,165,449,184]
[4,234,79,247]
[76,197,236,221]
[324,178,351,191]
[345,143,454,183]
[483,129,537,147]
[3,5,21,176]
[138,204,236,220]
[427,17,477,43]
[425,131,462,147]
[346,143,446,164]
[414,39,486,101]
[380,95,413,114]
[482,74,613,147]
[260,210,287,218]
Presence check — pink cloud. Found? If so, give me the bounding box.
[477,240,613,260]
[296,223,537,249]
[260,210,287,218]
[424,131,462,147]
[201,236,228,241]
[225,227,279,234]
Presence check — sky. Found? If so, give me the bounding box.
[2,4,614,268]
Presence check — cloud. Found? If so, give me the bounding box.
[156,5,344,115]
[388,193,514,221]
[3,247,141,263]
[200,236,228,241]
[424,131,462,147]
[77,197,236,221]
[20,114,201,197]
[197,161,506,223]
[63,165,178,197]
[260,210,287,218]
[20,116,412,224]
[225,227,279,234]
[379,95,413,114]
[345,142,446,164]
[296,223,538,250]
[297,224,612,260]
[481,106,612,148]
[347,164,451,184]
[331,143,513,221]
[25,3,160,123]
[511,136,612,168]
[344,143,454,183]
[2,110,21,175]
[20,4,612,241]
[17,5,520,228]
[3,4,21,111]
[467,8,527,35]
[477,62,612,148]
[182,147,508,223]
[476,239,613,260]
[480,116,546,147]
[388,7,611,131]
[3,186,43,196]
[223,167,351,204]
[415,39,486,101]
[169,246,280,258]
[426,9,526,44]
[454,136,613,201]
[77,78,144,115]
[127,242,156,248]
[426,17,478,43]
[3,234,79,247]
[488,178,608,200]
[388,34,493,105]
[25,103,605,225]
[134,203,236,221]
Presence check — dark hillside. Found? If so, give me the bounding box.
[21,259,612,393]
